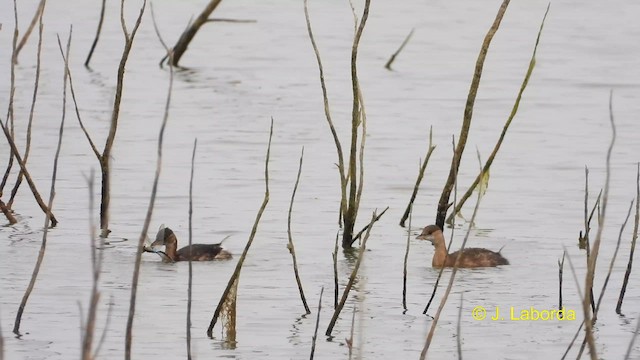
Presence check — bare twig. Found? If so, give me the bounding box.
[558,251,565,309]
[579,91,616,360]
[100,0,147,236]
[14,0,46,64]
[1,0,19,194]
[13,28,70,335]
[333,232,339,309]
[402,205,412,312]
[384,28,414,70]
[207,119,273,337]
[187,139,197,360]
[400,126,436,227]
[287,147,311,314]
[165,0,224,66]
[617,163,640,314]
[350,206,388,245]
[309,287,324,360]
[446,3,549,224]
[84,0,107,67]
[420,150,484,359]
[325,210,378,336]
[456,293,464,360]
[435,0,510,229]
[124,5,169,358]
[7,0,46,209]
[304,0,347,227]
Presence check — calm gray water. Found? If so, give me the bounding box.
[1,0,640,359]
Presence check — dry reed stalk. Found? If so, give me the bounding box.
[347,304,356,360]
[124,5,170,358]
[287,147,311,314]
[13,29,70,335]
[333,232,339,309]
[163,0,224,66]
[1,0,19,195]
[560,248,588,360]
[575,198,634,358]
[424,136,459,315]
[350,207,388,244]
[617,163,640,314]
[558,251,565,309]
[84,0,107,67]
[309,287,324,360]
[384,28,414,70]
[186,139,197,360]
[421,151,484,359]
[446,4,549,224]
[435,0,510,229]
[581,168,601,312]
[456,292,464,360]
[7,0,46,209]
[400,126,436,227]
[91,296,114,359]
[402,205,412,312]
[580,91,616,360]
[207,119,273,337]
[304,0,347,228]
[13,0,46,64]
[325,210,378,337]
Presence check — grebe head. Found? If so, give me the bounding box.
[150,224,176,248]
[416,224,441,243]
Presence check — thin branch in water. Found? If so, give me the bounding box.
[420,150,484,359]
[207,119,273,337]
[309,287,324,360]
[325,210,378,336]
[625,315,640,360]
[580,90,616,360]
[617,163,640,315]
[402,205,412,312]
[304,0,347,227]
[124,4,169,357]
[350,207,388,245]
[84,0,107,67]
[165,0,224,66]
[558,250,565,309]
[456,292,464,360]
[91,296,114,359]
[333,231,339,309]
[7,0,46,209]
[400,126,436,227]
[435,0,510,229]
[186,139,197,360]
[1,0,19,194]
[287,147,311,314]
[14,0,46,64]
[13,28,70,336]
[384,28,414,70]
[446,3,549,224]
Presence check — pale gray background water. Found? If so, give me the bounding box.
[1,0,639,359]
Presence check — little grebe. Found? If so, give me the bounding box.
[144,226,232,262]
[416,225,509,268]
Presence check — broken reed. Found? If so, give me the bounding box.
[446,3,549,224]
[435,0,510,229]
[13,28,70,336]
[384,28,414,71]
[309,287,324,360]
[186,139,197,360]
[84,0,107,67]
[287,147,311,314]
[207,119,273,338]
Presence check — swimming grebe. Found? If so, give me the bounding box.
[144,226,232,262]
[416,225,509,268]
